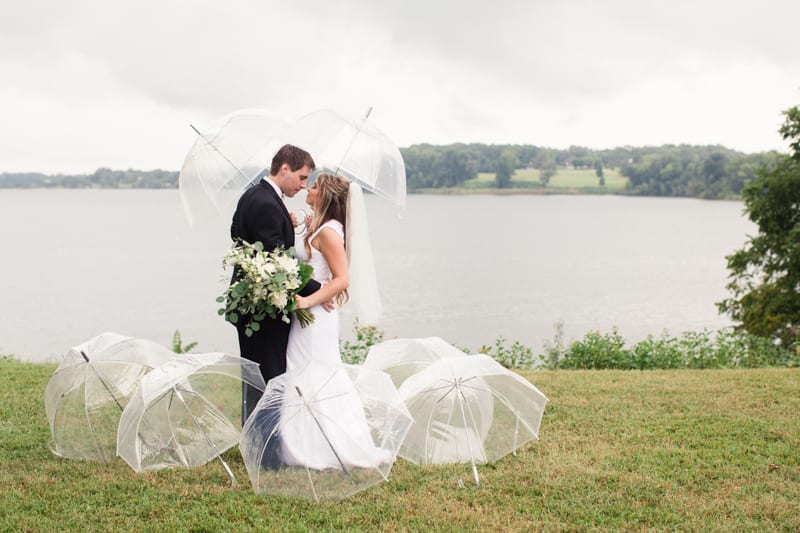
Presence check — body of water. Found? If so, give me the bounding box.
[0,189,754,362]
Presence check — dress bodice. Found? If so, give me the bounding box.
[295,220,344,284]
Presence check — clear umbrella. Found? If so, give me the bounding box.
[397,353,549,485]
[240,362,412,502]
[363,337,465,389]
[44,332,176,462]
[178,109,295,227]
[116,352,266,485]
[291,108,406,211]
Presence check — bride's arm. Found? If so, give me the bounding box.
[294,227,349,310]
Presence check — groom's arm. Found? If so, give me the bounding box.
[298,279,321,297]
[298,280,335,311]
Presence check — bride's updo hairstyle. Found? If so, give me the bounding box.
[304,172,351,303]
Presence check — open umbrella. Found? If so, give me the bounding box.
[116,352,266,485]
[292,108,406,211]
[397,353,548,485]
[178,109,294,227]
[44,332,176,462]
[240,362,412,502]
[363,337,465,389]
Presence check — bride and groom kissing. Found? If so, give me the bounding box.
[229,143,388,469]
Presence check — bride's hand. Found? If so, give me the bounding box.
[294,294,310,310]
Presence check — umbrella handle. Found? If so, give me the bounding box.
[456,385,480,486]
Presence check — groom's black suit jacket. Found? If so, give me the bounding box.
[230,179,320,419]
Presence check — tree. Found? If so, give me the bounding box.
[539,156,557,186]
[595,160,605,187]
[717,106,800,347]
[495,148,518,188]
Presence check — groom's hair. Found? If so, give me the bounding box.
[270,144,316,175]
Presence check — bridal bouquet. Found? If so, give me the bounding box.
[217,240,315,336]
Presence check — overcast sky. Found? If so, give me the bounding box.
[1,0,798,174]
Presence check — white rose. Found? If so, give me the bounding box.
[275,254,298,273]
[269,291,288,309]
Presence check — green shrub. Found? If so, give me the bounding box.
[542,326,799,370]
[630,333,684,369]
[714,327,799,367]
[479,336,535,369]
[559,327,632,369]
[171,330,198,354]
[538,321,566,370]
[339,319,385,364]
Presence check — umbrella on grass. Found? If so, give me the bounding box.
[363,337,464,388]
[117,352,265,485]
[44,332,176,462]
[240,362,412,501]
[398,353,548,485]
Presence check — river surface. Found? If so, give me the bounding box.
[0,189,754,362]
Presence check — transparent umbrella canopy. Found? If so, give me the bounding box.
[240,362,412,502]
[397,353,549,485]
[363,337,465,389]
[178,109,295,228]
[44,332,176,462]
[117,352,266,485]
[291,108,406,212]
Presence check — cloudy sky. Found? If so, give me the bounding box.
[1,0,798,174]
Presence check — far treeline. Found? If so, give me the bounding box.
[0,144,780,199]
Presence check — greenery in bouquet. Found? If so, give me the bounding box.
[217,240,314,336]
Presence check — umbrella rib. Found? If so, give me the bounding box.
[307,391,351,405]
[295,386,349,474]
[172,386,238,485]
[81,351,125,411]
[332,107,371,177]
[486,388,541,439]
[190,124,252,186]
[421,390,452,463]
[49,391,70,453]
[82,373,107,462]
[163,388,189,466]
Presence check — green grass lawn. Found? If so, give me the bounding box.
[466,167,628,192]
[2,357,798,531]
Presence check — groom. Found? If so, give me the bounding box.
[230,144,323,422]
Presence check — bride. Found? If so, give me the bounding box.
[277,172,391,469]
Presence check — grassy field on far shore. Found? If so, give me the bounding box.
[462,167,628,192]
[2,357,798,531]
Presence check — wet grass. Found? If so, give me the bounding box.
[1,357,798,531]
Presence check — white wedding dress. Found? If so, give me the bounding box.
[279,220,393,469]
